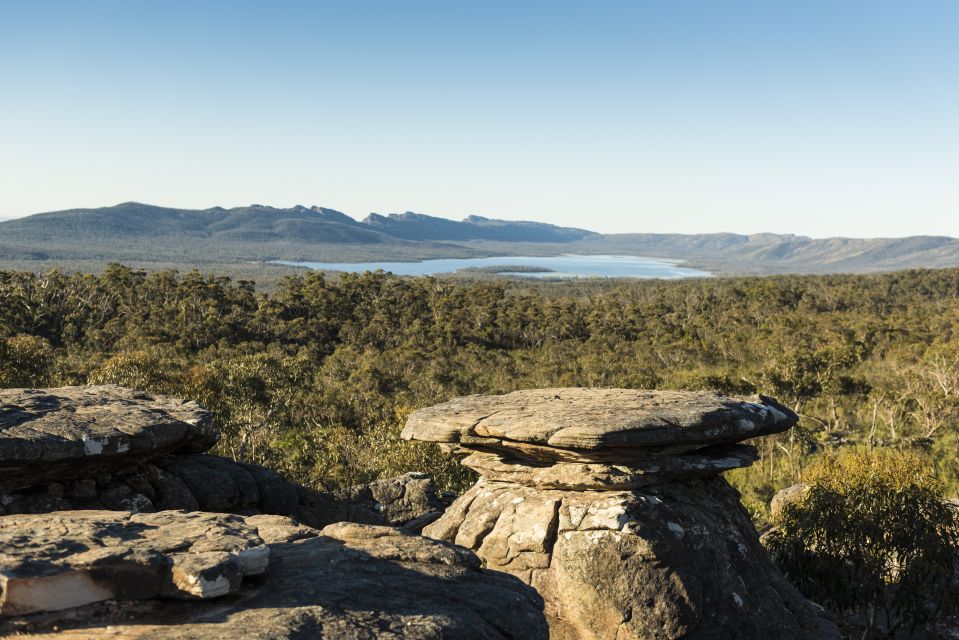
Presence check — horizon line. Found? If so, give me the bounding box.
[1,201,958,242]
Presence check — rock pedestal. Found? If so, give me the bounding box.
[403,388,840,640]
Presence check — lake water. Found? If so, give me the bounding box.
[273,255,711,279]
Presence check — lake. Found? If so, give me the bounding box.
[273,255,711,279]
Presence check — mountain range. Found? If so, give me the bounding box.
[2,202,959,276]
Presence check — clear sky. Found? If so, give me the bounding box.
[1,1,957,237]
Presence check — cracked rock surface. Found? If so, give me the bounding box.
[406,388,839,640]
[0,510,268,616]
[0,386,216,492]
[402,388,797,459]
[3,518,549,639]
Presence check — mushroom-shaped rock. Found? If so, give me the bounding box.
[405,388,838,640]
[402,388,797,462]
[0,386,217,491]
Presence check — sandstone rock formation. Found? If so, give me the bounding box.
[0,386,216,492]
[0,510,268,616]
[2,514,548,639]
[0,387,444,530]
[403,388,840,640]
[335,472,452,532]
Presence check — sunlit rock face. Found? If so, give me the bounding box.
[0,514,549,639]
[0,510,269,616]
[404,388,840,640]
[0,386,546,638]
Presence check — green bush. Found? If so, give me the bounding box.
[88,350,174,392]
[765,450,959,637]
[0,334,54,388]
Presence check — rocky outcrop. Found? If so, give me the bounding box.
[0,387,444,530]
[2,514,548,639]
[0,386,216,492]
[404,388,840,640]
[0,385,548,637]
[334,472,452,532]
[0,510,268,616]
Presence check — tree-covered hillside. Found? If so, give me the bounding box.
[1,265,957,518]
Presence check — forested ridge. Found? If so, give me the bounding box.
[1,264,957,519]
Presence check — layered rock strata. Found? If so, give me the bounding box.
[1,514,548,639]
[403,388,840,640]
[0,387,445,529]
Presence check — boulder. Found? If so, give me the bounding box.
[2,517,548,639]
[405,388,839,640]
[770,482,809,522]
[427,477,836,640]
[333,472,451,531]
[0,386,216,492]
[0,510,268,616]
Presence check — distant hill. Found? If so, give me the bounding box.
[2,202,959,275]
[0,203,595,245]
[570,232,959,274]
[362,212,596,242]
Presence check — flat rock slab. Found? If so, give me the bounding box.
[0,510,268,616]
[403,388,797,456]
[0,386,217,491]
[4,521,549,639]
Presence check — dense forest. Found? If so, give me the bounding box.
[1,264,957,520]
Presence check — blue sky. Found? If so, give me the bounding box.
[1,1,957,236]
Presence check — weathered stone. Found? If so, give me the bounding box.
[239,461,300,515]
[3,520,548,639]
[335,472,451,527]
[770,482,809,521]
[243,514,321,544]
[0,510,268,616]
[406,388,837,639]
[461,444,759,490]
[154,455,243,512]
[0,386,216,491]
[1,451,444,531]
[402,388,797,458]
[426,477,837,640]
[0,386,447,530]
[150,467,200,511]
[98,483,155,513]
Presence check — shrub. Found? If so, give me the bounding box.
[307,407,475,493]
[0,334,54,388]
[88,350,173,392]
[765,449,959,637]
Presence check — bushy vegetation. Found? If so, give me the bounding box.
[766,450,958,636]
[1,265,958,508]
